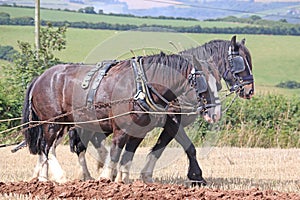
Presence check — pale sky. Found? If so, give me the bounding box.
[119,0,300,10]
[119,0,182,9]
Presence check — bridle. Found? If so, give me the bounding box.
[223,46,254,93]
[188,67,218,113]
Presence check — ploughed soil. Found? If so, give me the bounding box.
[0,178,299,199]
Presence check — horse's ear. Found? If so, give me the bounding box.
[230,35,239,51]
[230,35,237,46]
[241,38,246,45]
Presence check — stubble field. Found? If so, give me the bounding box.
[0,145,299,199]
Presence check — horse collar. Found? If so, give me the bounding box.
[131,58,170,112]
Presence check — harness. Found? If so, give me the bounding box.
[223,46,254,92]
[81,57,212,114]
[132,57,171,112]
[81,60,118,107]
[131,57,211,113]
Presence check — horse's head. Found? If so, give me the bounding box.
[188,59,222,123]
[224,36,254,99]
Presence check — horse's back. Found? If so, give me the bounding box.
[31,64,93,120]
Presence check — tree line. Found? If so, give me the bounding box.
[0,12,300,35]
[0,4,198,21]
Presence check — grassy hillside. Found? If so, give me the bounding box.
[0,25,299,95]
[0,5,254,28]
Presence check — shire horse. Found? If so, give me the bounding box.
[137,35,255,183]
[68,35,255,184]
[22,52,218,184]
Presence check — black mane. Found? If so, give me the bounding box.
[142,51,193,76]
[180,39,231,79]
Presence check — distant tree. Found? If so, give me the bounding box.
[78,8,84,13]
[10,17,34,25]
[0,12,10,18]
[279,19,288,23]
[250,15,262,21]
[276,81,300,89]
[98,9,104,14]
[0,12,10,24]
[79,6,96,14]
[0,45,18,62]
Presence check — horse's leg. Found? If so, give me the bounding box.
[31,124,66,182]
[173,125,207,186]
[47,125,67,183]
[100,130,128,181]
[31,124,56,182]
[140,116,207,186]
[69,128,93,181]
[89,132,109,171]
[69,127,109,181]
[32,152,48,182]
[140,116,179,183]
[115,136,144,183]
[140,132,173,183]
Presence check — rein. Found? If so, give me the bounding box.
[221,92,239,114]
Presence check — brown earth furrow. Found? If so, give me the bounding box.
[1,178,299,200]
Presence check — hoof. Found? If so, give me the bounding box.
[140,173,154,183]
[77,172,94,181]
[38,176,48,182]
[191,179,207,187]
[83,176,95,181]
[188,173,207,187]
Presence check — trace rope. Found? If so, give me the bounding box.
[0,96,201,143]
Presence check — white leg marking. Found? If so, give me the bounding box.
[117,161,132,183]
[77,151,93,180]
[95,145,108,170]
[32,154,42,179]
[36,153,49,182]
[100,160,117,180]
[48,146,66,183]
[140,154,158,183]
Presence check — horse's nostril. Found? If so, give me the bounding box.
[249,89,254,95]
[212,114,217,121]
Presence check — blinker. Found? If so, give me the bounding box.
[231,56,245,74]
[195,74,208,94]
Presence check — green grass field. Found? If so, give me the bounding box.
[0,25,299,95]
[0,5,254,28]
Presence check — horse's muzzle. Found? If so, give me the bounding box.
[239,84,254,99]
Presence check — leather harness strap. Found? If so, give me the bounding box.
[81,60,118,108]
[132,57,171,112]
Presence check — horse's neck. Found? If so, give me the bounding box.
[185,40,230,76]
[143,62,190,99]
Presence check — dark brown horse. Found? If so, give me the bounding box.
[60,35,254,185]
[136,35,255,184]
[22,52,215,182]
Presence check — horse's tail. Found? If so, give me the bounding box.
[22,77,43,155]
